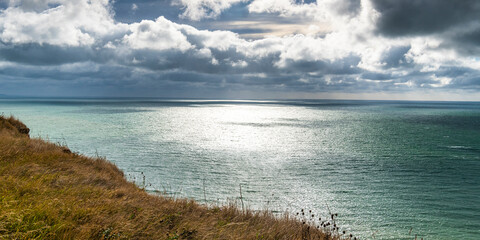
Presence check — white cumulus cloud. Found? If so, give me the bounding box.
[124,17,192,52]
[0,0,124,46]
[173,0,247,21]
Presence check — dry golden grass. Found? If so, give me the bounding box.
[0,116,340,240]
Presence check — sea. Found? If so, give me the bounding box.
[0,98,479,240]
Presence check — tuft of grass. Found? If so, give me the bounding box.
[0,116,339,239]
[0,115,30,136]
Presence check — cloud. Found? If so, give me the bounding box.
[173,0,247,21]
[248,0,362,22]
[248,0,326,21]
[124,17,193,51]
[208,20,331,39]
[0,43,95,65]
[0,0,126,46]
[370,0,480,36]
[370,0,480,57]
[0,0,480,99]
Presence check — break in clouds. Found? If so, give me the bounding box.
[0,0,480,98]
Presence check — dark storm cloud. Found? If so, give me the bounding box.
[0,43,94,65]
[280,55,361,75]
[434,66,480,89]
[371,0,480,58]
[450,76,480,89]
[361,72,393,81]
[123,47,361,83]
[0,62,133,84]
[444,29,480,56]
[456,29,480,46]
[371,0,480,36]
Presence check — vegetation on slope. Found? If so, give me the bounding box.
[0,116,339,240]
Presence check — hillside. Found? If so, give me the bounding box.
[0,116,341,240]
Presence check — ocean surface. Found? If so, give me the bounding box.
[1,98,479,239]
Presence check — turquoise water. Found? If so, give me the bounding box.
[1,99,479,239]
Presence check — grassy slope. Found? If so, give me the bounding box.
[0,116,337,240]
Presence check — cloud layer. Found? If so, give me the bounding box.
[0,0,479,99]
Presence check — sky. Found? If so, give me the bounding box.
[0,0,480,100]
